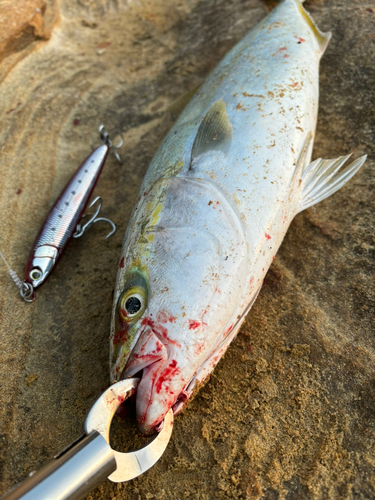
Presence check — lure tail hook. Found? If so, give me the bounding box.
[73,196,116,240]
[99,124,124,163]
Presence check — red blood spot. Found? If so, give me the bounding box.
[98,41,112,49]
[112,325,129,345]
[216,201,219,204]
[247,345,252,352]
[265,233,271,240]
[188,320,201,330]
[73,119,80,126]
[120,308,128,318]
[225,324,233,335]
[155,360,179,393]
[141,317,181,347]
[119,257,124,268]
[292,82,299,87]
[158,312,168,323]
[117,395,125,404]
[157,311,177,324]
[194,342,205,355]
[17,102,22,107]
[278,46,287,52]
[283,54,290,58]
[16,189,22,195]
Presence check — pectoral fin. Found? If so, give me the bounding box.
[190,99,233,167]
[298,153,367,213]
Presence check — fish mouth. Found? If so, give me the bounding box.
[120,327,187,435]
[121,327,168,379]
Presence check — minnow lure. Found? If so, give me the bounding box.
[1,126,122,302]
[110,0,366,434]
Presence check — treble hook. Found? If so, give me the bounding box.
[99,124,124,164]
[73,196,116,240]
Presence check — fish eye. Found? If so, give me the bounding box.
[125,295,142,315]
[118,286,147,323]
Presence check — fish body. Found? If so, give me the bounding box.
[26,145,109,289]
[110,0,366,434]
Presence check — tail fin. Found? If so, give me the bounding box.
[296,1,332,54]
[298,154,367,213]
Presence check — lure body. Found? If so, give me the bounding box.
[26,145,109,289]
[110,0,366,434]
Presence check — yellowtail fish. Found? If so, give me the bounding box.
[110,0,366,434]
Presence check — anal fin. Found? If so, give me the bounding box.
[298,153,367,213]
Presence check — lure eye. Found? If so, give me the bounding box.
[118,286,147,323]
[30,268,42,281]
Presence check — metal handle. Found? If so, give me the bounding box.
[1,379,174,499]
[2,431,116,500]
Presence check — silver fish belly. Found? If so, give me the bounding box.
[110,0,366,434]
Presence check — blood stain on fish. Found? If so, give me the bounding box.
[113,325,129,345]
[141,317,181,347]
[155,360,179,393]
[157,311,177,324]
[188,320,202,330]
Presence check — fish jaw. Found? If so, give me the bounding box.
[135,354,185,435]
[122,319,204,435]
[111,318,187,433]
[117,310,202,434]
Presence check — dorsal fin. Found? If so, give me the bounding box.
[191,100,233,167]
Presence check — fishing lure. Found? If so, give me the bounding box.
[1,125,122,302]
[110,0,367,434]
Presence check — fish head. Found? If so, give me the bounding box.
[110,177,248,434]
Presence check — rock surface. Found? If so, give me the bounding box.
[0,0,374,499]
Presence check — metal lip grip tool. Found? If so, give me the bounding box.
[2,379,174,500]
